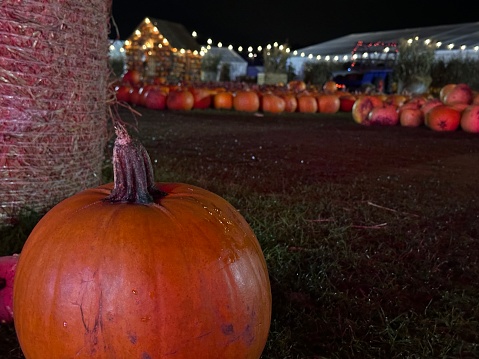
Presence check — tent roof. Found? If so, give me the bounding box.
[293,22,479,58]
[136,17,201,52]
[204,47,247,64]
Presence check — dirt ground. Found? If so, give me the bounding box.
[118,107,479,191]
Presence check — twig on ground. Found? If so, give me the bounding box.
[306,217,333,223]
[352,222,388,229]
[367,201,419,217]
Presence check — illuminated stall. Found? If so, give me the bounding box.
[123,17,202,83]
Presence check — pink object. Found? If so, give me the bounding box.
[0,254,19,323]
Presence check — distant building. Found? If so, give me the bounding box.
[123,17,202,83]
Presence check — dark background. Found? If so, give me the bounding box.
[110,1,478,49]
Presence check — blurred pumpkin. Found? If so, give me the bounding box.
[233,90,260,112]
[261,93,286,113]
[425,105,461,131]
[281,93,298,113]
[368,105,399,126]
[442,83,473,106]
[399,108,424,127]
[460,104,479,133]
[287,80,306,92]
[317,94,340,113]
[322,80,337,94]
[297,93,318,113]
[166,89,195,111]
[351,95,383,125]
[213,91,234,110]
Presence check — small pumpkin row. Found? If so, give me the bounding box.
[114,81,358,114]
[351,83,479,133]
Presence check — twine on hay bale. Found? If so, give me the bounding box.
[0,0,113,224]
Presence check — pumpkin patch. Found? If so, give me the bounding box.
[111,80,479,133]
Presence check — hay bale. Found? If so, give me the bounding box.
[0,0,112,224]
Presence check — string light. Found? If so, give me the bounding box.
[122,19,478,66]
[189,29,293,60]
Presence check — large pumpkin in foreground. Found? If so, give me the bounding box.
[13,125,272,359]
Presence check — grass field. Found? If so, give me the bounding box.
[1,108,479,358]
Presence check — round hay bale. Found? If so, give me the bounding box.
[0,0,113,224]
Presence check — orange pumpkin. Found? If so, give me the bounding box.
[13,125,272,359]
[440,83,473,106]
[121,69,141,86]
[425,105,461,131]
[297,94,318,113]
[338,94,356,112]
[115,84,132,103]
[439,83,456,102]
[213,91,233,110]
[128,86,144,106]
[399,108,424,127]
[351,95,383,125]
[322,80,337,94]
[317,94,340,113]
[287,80,306,92]
[190,87,213,109]
[261,93,286,113]
[387,94,409,107]
[367,104,399,126]
[281,93,298,113]
[166,89,195,111]
[420,98,443,117]
[233,90,260,112]
[460,104,479,133]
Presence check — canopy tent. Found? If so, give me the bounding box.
[201,46,248,81]
[288,22,479,78]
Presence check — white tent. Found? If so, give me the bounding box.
[109,39,126,60]
[288,22,479,78]
[202,46,248,81]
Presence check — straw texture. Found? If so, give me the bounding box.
[0,0,113,224]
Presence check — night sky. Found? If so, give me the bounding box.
[111,1,478,50]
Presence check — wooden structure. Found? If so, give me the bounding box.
[123,17,202,83]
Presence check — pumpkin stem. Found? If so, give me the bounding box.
[107,123,166,204]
